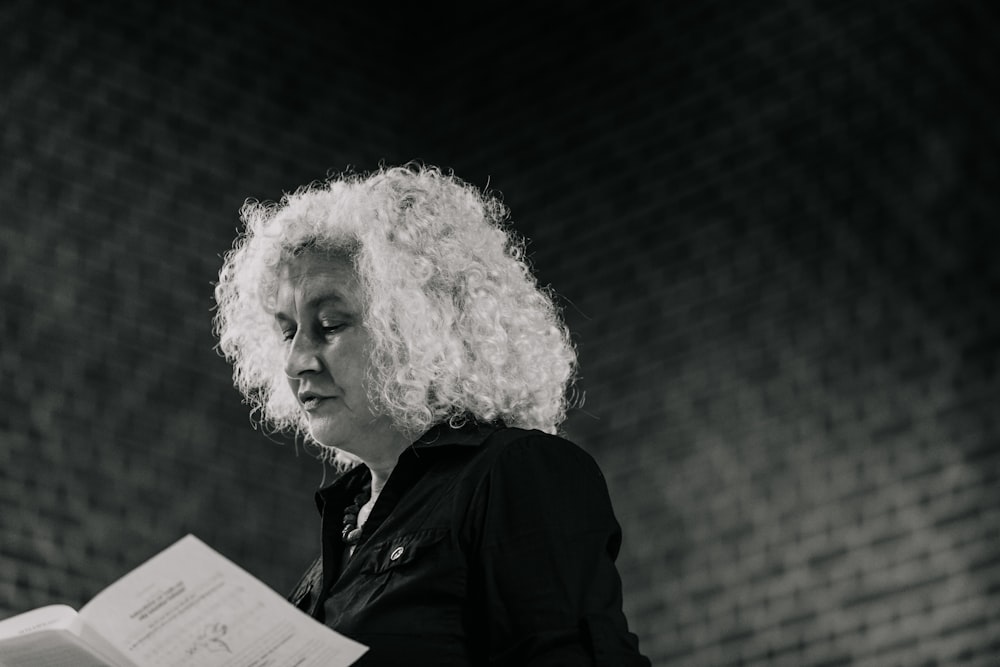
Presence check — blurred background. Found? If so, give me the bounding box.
[2,1,999,664]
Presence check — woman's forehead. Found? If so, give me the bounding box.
[281,251,353,280]
[276,253,361,308]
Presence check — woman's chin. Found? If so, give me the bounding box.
[307,425,343,450]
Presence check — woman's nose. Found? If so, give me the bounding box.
[284,331,322,378]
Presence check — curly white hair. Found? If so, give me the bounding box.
[213,164,577,454]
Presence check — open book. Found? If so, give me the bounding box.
[0,535,367,667]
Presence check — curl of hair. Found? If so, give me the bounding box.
[213,164,577,459]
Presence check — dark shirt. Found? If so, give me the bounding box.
[288,422,650,666]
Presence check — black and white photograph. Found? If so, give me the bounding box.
[1,1,998,665]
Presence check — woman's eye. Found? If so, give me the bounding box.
[280,329,296,342]
[321,323,346,335]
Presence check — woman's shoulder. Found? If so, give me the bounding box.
[453,425,619,553]
[469,426,607,487]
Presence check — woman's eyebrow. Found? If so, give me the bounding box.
[273,294,349,321]
[307,293,350,310]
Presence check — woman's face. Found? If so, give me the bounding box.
[273,252,400,459]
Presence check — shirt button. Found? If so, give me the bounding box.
[390,546,405,561]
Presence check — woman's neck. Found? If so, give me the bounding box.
[356,466,390,532]
[368,465,393,498]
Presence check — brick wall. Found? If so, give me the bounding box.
[3,1,998,664]
[1,0,409,612]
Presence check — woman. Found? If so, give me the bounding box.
[213,165,649,665]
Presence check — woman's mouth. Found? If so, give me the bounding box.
[299,394,334,411]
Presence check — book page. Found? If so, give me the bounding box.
[0,628,125,667]
[78,535,366,667]
[0,606,132,667]
[0,605,78,640]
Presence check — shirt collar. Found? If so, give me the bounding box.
[313,420,502,514]
[411,419,503,450]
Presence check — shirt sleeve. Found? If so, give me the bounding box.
[463,431,650,666]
